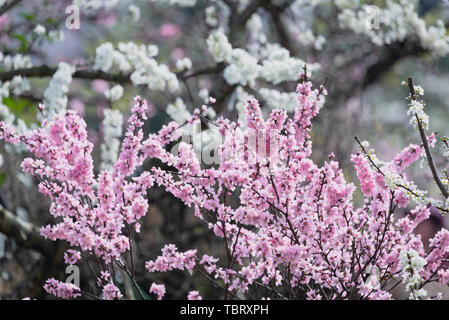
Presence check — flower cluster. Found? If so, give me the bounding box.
[100,108,123,171]
[208,29,320,86]
[338,0,449,55]
[43,279,81,299]
[141,79,449,300]
[0,96,160,299]
[1,74,449,300]
[399,248,427,299]
[43,62,76,117]
[94,42,179,92]
[3,0,449,301]
[104,84,124,102]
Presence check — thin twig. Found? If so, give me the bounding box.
[407,78,448,198]
[0,0,22,16]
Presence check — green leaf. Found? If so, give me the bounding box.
[19,13,36,21]
[3,97,28,113]
[45,17,57,25]
[11,34,28,52]
[132,278,150,300]
[2,97,36,125]
[122,272,150,300]
[0,173,6,186]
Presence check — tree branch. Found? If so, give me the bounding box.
[363,41,425,87]
[0,204,55,257]
[0,0,22,16]
[0,65,132,84]
[0,63,224,85]
[408,77,448,199]
[181,63,225,80]
[262,2,295,53]
[240,0,271,23]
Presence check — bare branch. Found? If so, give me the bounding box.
[0,0,22,16]
[181,63,224,80]
[263,2,296,53]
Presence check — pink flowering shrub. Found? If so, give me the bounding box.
[1,76,449,300]
[0,97,155,299]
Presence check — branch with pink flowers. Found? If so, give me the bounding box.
[1,75,448,300]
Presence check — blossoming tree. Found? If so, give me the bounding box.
[1,0,449,299]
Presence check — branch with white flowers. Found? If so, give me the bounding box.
[407,77,449,199]
[0,65,132,84]
[0,63,225,84]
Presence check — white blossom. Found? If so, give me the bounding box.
[33,24,46,36]
[94,42,179,92]
[207,29,233,63]
[259,88,298,112]
[166,98,190,124]
[104,85,124,102]
[260,48,319,85]
[94,42,116,72]
[247,14,266,44]
[198,88,210,103]
[48,30,65,42]
[175,57,192,72]
[101,108,123,171]
[128,4,141,22]
[399,248,427,300]
[43,62,75,116]
[10,76,30,96]
[223,48,260,86]
[405,82,429,130]
[338,0,449,56]
[2,54,32,70]
[205,6,218,27]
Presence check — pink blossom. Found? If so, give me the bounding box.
[438,269,449,285]
[149,283,166,300]
[64,249,81,265]
[188,291,202,300]
[351,153,375,196]
[171,48,185,60]
[44,279,81,299]
[70,98,85,117]
[158,23,180,39]
[96,12,117,27]
[102,283,123,300]
[92,79,108,93]
[0,14,10,30]
[2,77,449,300]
